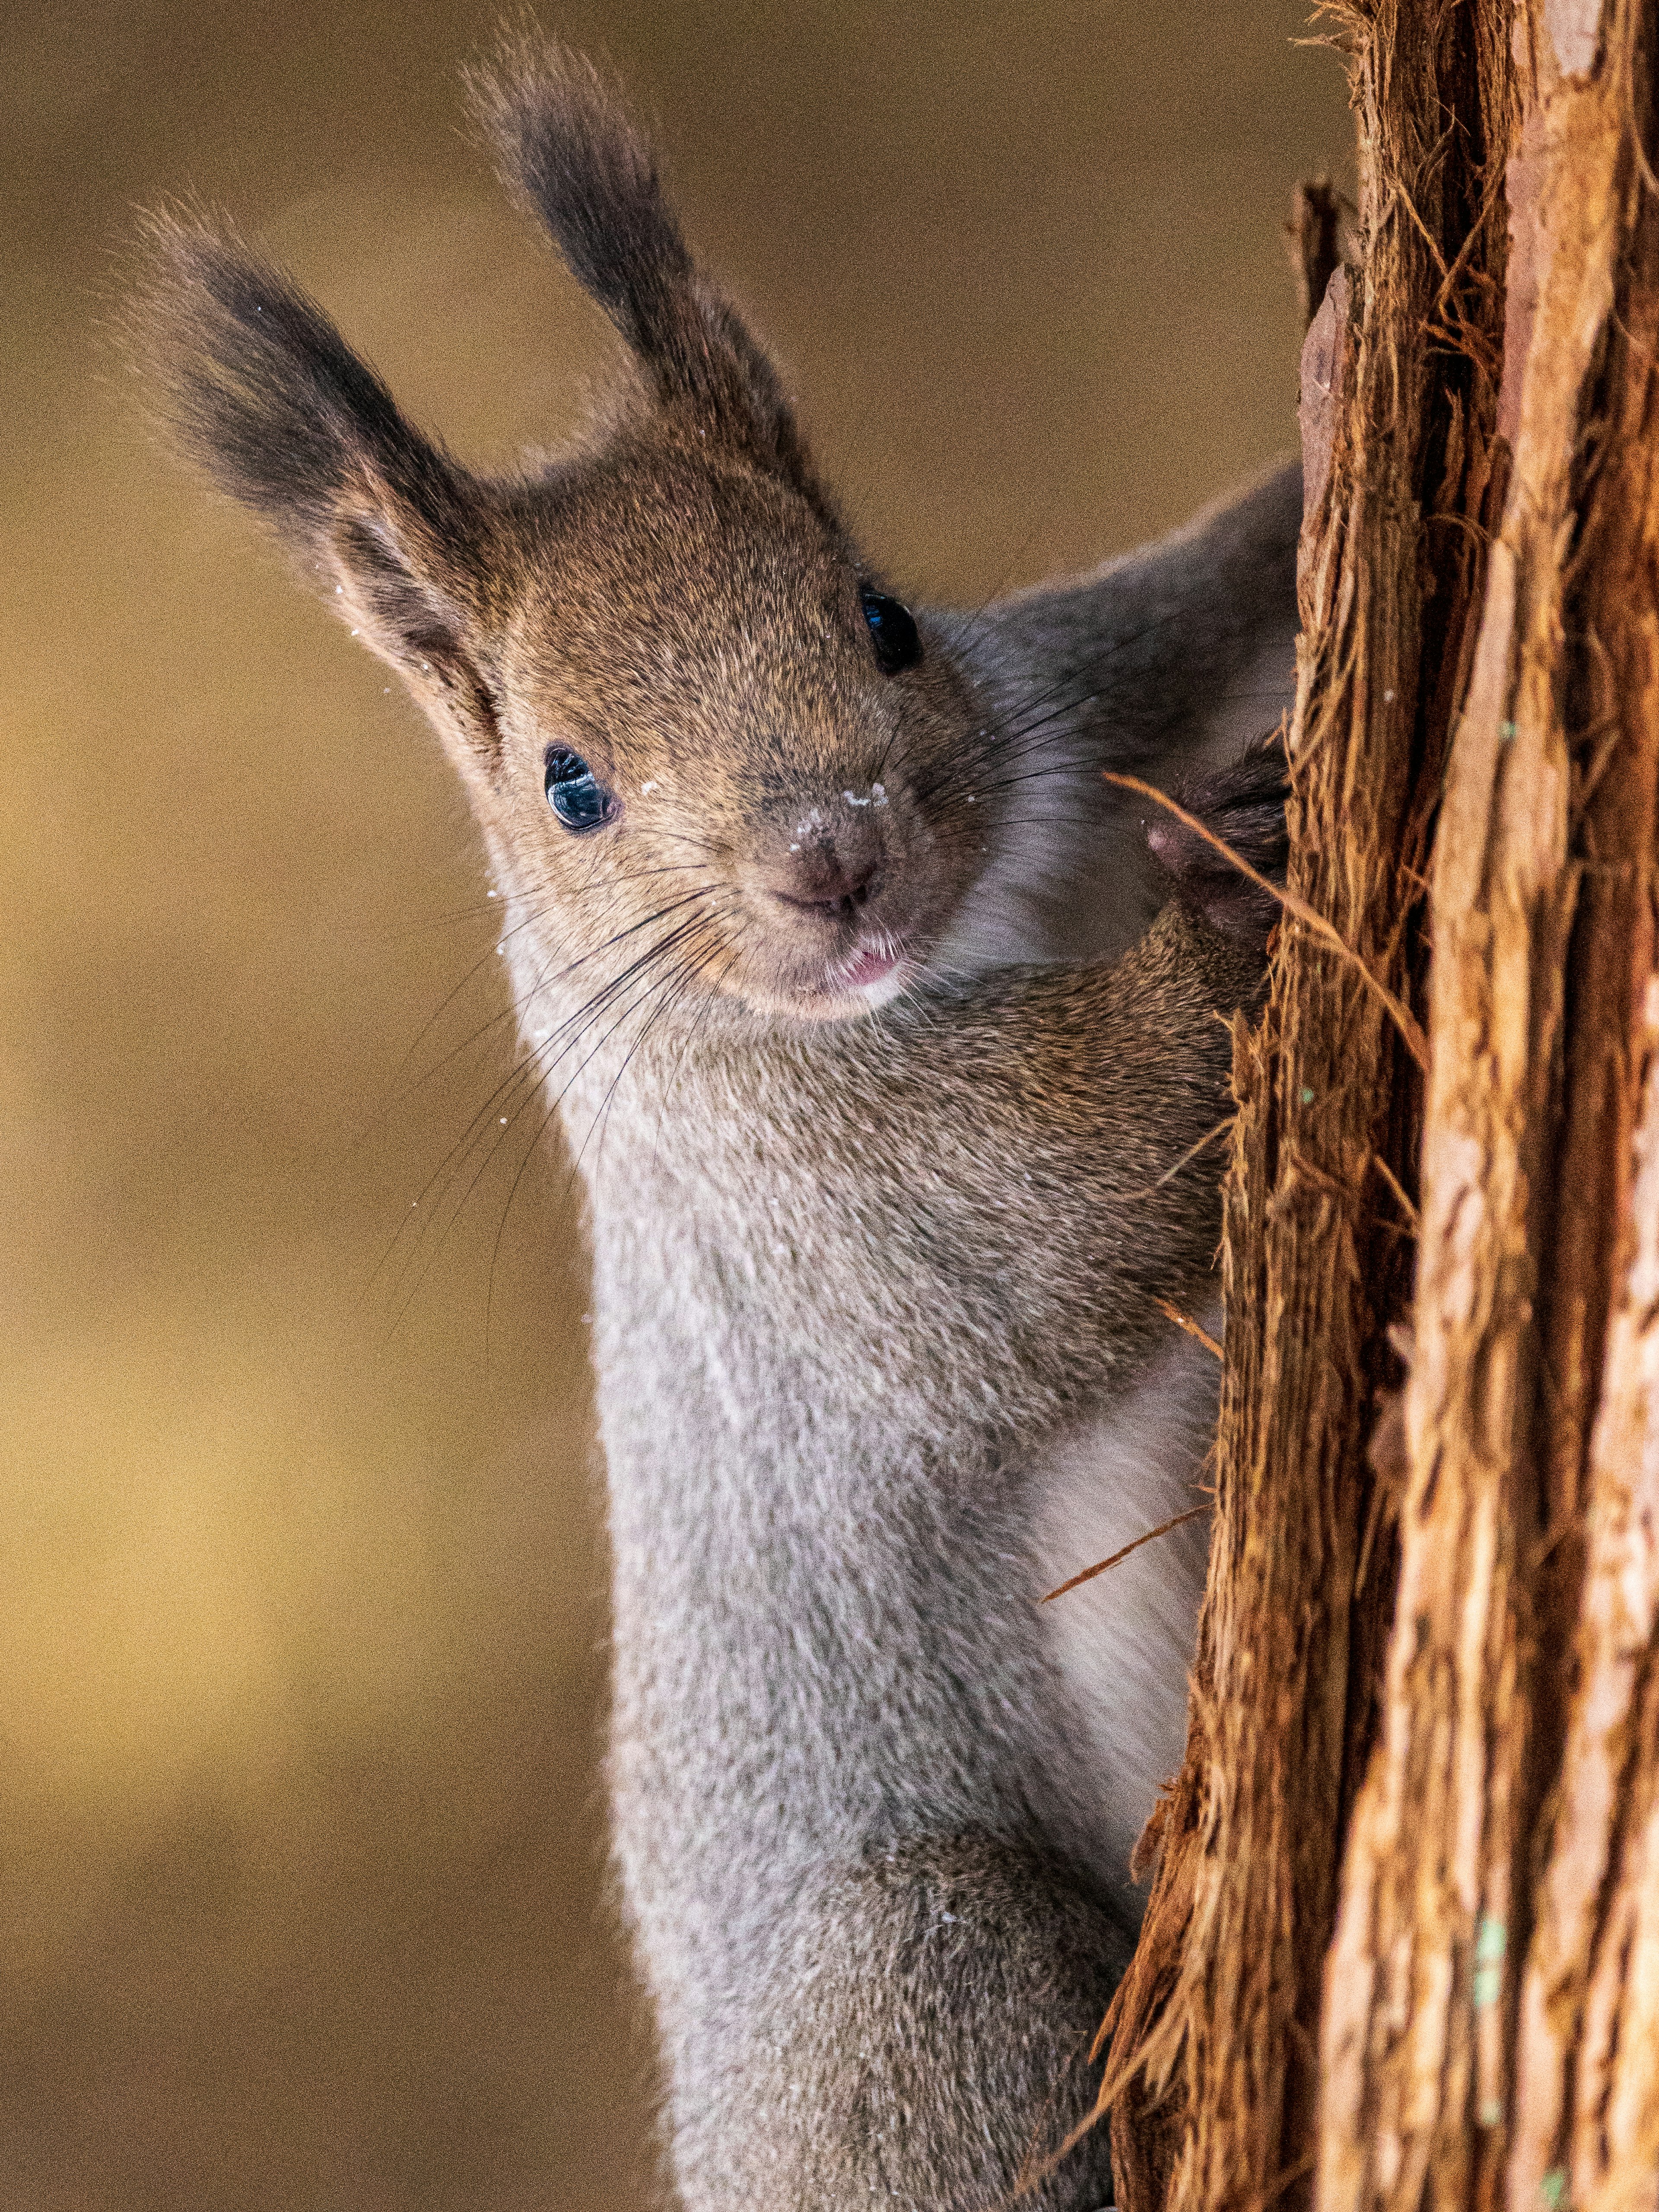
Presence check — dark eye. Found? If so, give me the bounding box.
[860,588,922,675]
[543,745,615,834]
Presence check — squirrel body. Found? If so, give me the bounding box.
[554,909,1255,2206]
[137,38,1300,2208]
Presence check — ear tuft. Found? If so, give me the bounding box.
[128,207,470,554]
[466,32,818,492]
[129,210,501,760]
[467,38,689,368]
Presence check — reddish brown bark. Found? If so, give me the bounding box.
[1099,9,1514,2207]
[1321,9,1659,2208]
[1098,4,1659,2208]
[1085,10,1659,2203]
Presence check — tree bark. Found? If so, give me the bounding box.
[1322,9,1659,2207]
[1096,4,1659,2208]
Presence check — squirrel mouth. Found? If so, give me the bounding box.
[826,936,911,1001]
[840,943,898,989]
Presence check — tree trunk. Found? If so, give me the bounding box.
[1095,5,1659,2208]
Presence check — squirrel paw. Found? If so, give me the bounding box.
[1145,732,1287,948]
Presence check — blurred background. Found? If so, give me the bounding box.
[0,6,1348,2207]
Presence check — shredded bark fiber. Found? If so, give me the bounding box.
[1095,4,1514,2206]
[1089,3,1659,2208]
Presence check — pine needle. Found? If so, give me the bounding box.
[1041,1505,1211,1604]
[1155,1295,1223,1360]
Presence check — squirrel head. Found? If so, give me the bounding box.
[133,37,990,1027]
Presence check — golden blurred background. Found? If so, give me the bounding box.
[0,5,1348,2206]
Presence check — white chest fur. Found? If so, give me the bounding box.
[1029,1323,1219,1881]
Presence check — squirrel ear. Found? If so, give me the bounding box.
[468,35,817,496]
[131,213,503,762]
[323,505,503,762]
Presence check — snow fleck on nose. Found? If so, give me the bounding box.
[843,791,871,807]
[640,780,659,795]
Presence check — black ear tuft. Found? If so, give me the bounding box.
[467,40,689,368]
[130,208,472,554]
[130,210,502,759]
[467,33,817,491]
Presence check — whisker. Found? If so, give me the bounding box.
[381,893,744,1322]
[374,895,733,1303]
[360,882,725,1144]
[570,930,727,1184]
[486,920,732,1357]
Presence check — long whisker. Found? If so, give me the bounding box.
[569,926,729,1183]
[404,883,741,1279]
[375,894,735,1308]
[650,920,753,1131]
[484,917,734,1358]
[364,883,725,1144]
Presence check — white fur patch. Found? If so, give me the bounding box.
[1029,1322,1220,1879]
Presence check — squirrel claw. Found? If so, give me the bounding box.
[1146,733,1288,949]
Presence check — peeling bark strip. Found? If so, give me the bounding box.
[1099,7,1513,2208]
[1318,7,1659,2210]
[1517,988,1659,2212]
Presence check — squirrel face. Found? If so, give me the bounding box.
[132,41,995,1032]
[477,442,986,1024]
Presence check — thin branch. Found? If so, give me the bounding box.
[1368,1151,1420,1230]
[1124,1116,1235,1200]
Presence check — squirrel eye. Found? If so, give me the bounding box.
[860,588,922,676]
[544,746,616,834]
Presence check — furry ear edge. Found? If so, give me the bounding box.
[465,32,822,501]
[129,208,505,766]
[324,506,505,767]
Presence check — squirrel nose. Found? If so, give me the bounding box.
[761,822,884,920]
[768,849,881,920]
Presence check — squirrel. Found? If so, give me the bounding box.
[135,35,1300,2212]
